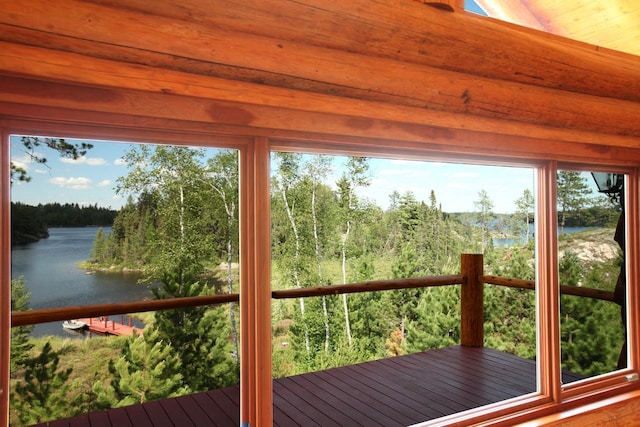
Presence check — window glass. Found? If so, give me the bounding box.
[557,169,626,384]
[10,136,240,424]
[270,151,537,424]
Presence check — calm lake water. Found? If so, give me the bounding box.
[493,226,596,247]
[11,227,153,338]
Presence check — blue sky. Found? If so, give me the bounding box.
[11,136,540,214]
[11,136,131,209]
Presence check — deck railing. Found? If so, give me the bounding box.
[11,253,615,347]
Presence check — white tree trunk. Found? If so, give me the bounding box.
[341,219,353,347]
[281,187,310,354]
[312,188,331,352]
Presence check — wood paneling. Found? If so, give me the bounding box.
[476,0,640,56]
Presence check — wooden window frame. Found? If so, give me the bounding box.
[2,117,640,426]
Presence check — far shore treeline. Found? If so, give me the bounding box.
[11,202,117,245]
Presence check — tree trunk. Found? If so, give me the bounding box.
[341,219,353,347]
[312,187,331,352]
[281,187,310,354]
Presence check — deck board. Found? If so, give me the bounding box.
[105,406,134,427]
[122,404,154,427]
[31,346,585,427]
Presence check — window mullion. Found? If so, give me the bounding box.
[625,170,640,373]
[536,162,562,401]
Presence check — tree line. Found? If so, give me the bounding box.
[11,202,117,245]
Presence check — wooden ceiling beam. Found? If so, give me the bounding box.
[1,0,640,104]
[2,41,640,143]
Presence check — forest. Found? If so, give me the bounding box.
[11,202,117,245]
[10,145,625,425]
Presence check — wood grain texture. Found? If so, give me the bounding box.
[32,346,554,427]
[2,0,640,140]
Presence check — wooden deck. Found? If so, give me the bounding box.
[33,346,583,427]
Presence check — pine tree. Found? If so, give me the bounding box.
[513,189,534,244]
[557,171,592,229]
[108,328,187,406]
[89,226,107,263]
[11,342,73,425]
[474,189,496,253]
[152,267,239,391]
[10,277,34,371]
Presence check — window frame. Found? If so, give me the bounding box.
[2,118,639,426]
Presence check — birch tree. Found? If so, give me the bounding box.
[206,150,240,365]
[306,154,334,352]
[273,152,311,355]
[336,156,370,346]
[116,145,210,277]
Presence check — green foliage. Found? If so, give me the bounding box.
[10,277,34,371]
[559,248,623,376]
[107,328,188,406]
[474,189,496,253]
[10,342,73,426]
[152,267,239,391]
[561,296,622,376]
[513,189,534,243]
[557,171,592,228]
[405,287,460,353]
[11,136,93,184]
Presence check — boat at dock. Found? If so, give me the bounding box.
[62,319,88,330]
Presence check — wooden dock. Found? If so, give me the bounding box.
[77,316,142,336]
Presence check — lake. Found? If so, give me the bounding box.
[11,227,153,338]
[493,226,597,247]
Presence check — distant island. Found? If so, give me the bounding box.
[11,202,117,245]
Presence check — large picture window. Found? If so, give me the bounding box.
[2,127,639,427]
[9,136,242,425]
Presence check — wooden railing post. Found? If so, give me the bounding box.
[461,254,484,347]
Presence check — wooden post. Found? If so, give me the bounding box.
[461,254,484,347]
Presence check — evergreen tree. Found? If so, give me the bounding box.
[557,171,592,229]
[10,277,34,371]
[405,286,460,353]
[107,328,187,406]
[89,227,107,263]
[559,249,621,376]
[152,267,239,391]
[11,342,73,425]
[11,136,92,183]
[474,189,496,253]
[513,189,534,244]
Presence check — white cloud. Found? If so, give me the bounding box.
[114,158,127,166]
[60,157,107,166]
[97,180,112,187]
[49,176,92,190]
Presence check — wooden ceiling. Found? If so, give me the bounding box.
[473,0,640,57]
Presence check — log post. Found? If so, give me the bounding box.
[461,253,484,347]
